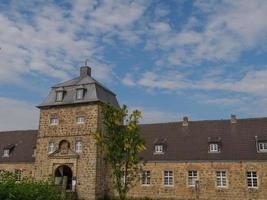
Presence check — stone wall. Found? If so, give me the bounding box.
[0,163,35,178]
[128,161,267,200]
[35,103,106,200]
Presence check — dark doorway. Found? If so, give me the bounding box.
[54,165,73,190]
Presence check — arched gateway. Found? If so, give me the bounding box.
[54,165,73,190]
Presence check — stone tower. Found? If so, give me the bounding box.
[35,66,119,200]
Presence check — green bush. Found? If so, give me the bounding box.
[0,171,61,200]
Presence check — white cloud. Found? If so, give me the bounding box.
[130,106,180,124]
[132,68,267,95]
[202,98,240,106]
[122,73,136,86]
[0,0,149,86]
[145,0,267,66]
[0,97,39,131]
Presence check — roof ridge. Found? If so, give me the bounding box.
[139,117,267,126]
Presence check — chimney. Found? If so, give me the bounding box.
[230,114,237,124]
[182,116,189,126]
[80,66,91,77]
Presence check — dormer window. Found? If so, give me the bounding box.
[209,143,220,153]
[258,142,267,152]
[3,149,9,157]
[32,148,36,157]
[76,89,84,100]
[154,144,164,154]
[55,87,65,102]
[56,91,63,102]
[2,144,14,157]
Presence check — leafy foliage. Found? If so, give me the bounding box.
[95,104,146,200]
[0,171,61,200]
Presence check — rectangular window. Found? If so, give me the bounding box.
[121,171,127,187]
[50,117,59,125]
[209,143,219,153]
[164,171,173,186]
[258,142,267,152]
[15,169,22,181]
[76,116,85,124]
[154,145,164,154]
[188,171,198,187]
[141,171,151,186]
[247,171,258,188]
[48,142,55,154]
[76,89,84,100]
[3,149,9,157]
[216,171,227,187]
[75,141,82,153]
[56,91,63,102]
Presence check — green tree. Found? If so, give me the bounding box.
[95,104,146,200]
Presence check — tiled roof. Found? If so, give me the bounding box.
[139,118,267,161]
[2,118,267,163]
[0,130,37,163]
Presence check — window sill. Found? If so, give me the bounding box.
[216,186,228,189]
[163,184,174,187]
[153,152,164,155]
[247,187,258,189]
[141,184,150,187]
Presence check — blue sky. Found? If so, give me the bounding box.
[1,0,267,131]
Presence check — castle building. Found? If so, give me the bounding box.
[1,66,267,200]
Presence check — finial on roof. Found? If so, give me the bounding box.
[231,114,237,124]
[85,59,89,66]
[80,59,91,77]
[182,116,189,126]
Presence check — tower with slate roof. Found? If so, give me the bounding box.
[35,66,119,200]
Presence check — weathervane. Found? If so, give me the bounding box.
[85,59,89,66]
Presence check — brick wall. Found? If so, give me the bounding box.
[128,161,267,200]
[0,163,35,179]
[35,103,106,200]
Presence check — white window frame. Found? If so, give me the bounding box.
[50,117,59,125]
[209,143,219,153]
[3,149,9,157]
[56,91,63,102]
[247,171,258,188]
[163,171,173,186]
[76,116,85,124]
[216,171,228,188]
[141,170,151,186]
[154,145,164,154]
[48,142,55,154]
[75,141,82,153]
[188,170,198,187]
[15,169,22,181]
[258,142,267,152]
[76,89,84,100]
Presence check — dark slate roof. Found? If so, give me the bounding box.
[0,130,37,163]
[38,67,119,108]
[139,118,267,161]
[2,118,267,163]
